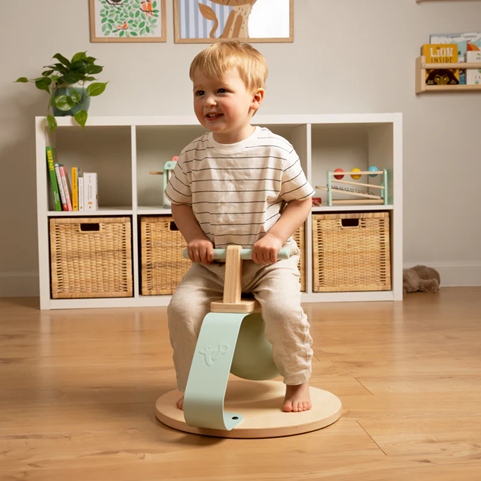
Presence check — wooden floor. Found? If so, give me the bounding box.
[1,287,481,480]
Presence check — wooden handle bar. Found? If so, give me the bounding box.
[183,248,290,261]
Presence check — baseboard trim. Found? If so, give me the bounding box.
[1,265,480,298]
[0,272,39,297]
[404,263,481,287]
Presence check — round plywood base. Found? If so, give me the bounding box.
[155,380,342,438]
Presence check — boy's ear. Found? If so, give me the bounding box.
[250,88,265,113]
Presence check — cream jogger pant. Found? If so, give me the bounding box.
[167,253,313,392]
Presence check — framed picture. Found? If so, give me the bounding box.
[173,0,293,44]
[89,0,167,42]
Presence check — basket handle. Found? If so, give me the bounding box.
[79,223,101,233]
[340,218,361,229]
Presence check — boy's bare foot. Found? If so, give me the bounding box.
[177,386,312,412]
[283,383,312,412]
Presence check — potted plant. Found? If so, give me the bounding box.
[16,51,108,131]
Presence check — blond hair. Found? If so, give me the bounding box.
[189,41,268,92]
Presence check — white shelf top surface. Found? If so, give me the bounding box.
[36,113,402,128]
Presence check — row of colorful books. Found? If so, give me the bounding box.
[46,146,98,212]
[422,32,481,86]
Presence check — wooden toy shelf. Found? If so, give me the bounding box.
[36,114,403,309]
[416,56,481,93]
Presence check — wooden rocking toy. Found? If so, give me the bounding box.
[155,246,342,438]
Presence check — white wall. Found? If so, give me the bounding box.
[1,0,480,296]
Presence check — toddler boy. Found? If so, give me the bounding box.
[165,41,314,412]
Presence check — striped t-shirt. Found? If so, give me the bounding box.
[164,126,314,249]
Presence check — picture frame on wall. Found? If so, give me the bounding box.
[89,0,167,43]
[173,0,294,44]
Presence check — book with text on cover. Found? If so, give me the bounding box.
[71,167,79,211]
[84,172,98,211]
[422,44,459,86]
[429,33,481,84]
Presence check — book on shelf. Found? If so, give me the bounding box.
[429,33,481,84]
[58,165,73,211]
[78,171,84,211]
[71,167,79,211]
[84,172,98,211]
[421,43,459,86]
[45,146,61,211]
[49,157,93,212]
[54,163,68,211]
[466,50,481,85]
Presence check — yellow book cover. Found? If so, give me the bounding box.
[71,167,79,211]
[422,43,459,85]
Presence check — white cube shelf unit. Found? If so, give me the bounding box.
[36,114,403,310]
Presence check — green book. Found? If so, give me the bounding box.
[46,146,62,211]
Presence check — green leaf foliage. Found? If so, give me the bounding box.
[53,53,71,67]
[69,89,82,103]
[35,77,52,93]
[46,115,57,132]
[71,51,87,63]
[54,94,75,111]
[74,110,88,128]
[16,50,107,131]
[86,82,108,97]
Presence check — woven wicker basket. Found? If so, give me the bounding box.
[293,225,306,292]
[49,217,133,299]
[140,217,305,295]
[140,216,191,295]
[312,212,391,292]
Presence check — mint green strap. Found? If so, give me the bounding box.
[183,312,249,430]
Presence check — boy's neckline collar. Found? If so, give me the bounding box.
[208,126,260,152]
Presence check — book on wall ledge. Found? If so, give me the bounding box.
[429,33,481,85]
[45,146,61,211]
[466,51,481,85]
[421,43,459,86]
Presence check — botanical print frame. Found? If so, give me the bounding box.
[173,0,294,44]
[89,0,167,42]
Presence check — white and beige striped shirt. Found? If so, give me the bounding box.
[165,126,314,249]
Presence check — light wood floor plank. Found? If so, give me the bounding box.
[1,288,481,480]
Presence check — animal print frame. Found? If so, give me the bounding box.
[173,0,294,44]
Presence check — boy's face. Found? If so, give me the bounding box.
[192,67,264,144]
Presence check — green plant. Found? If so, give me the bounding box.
[16,51,108,131]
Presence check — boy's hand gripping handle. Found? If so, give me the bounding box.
[183,247,290,261]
